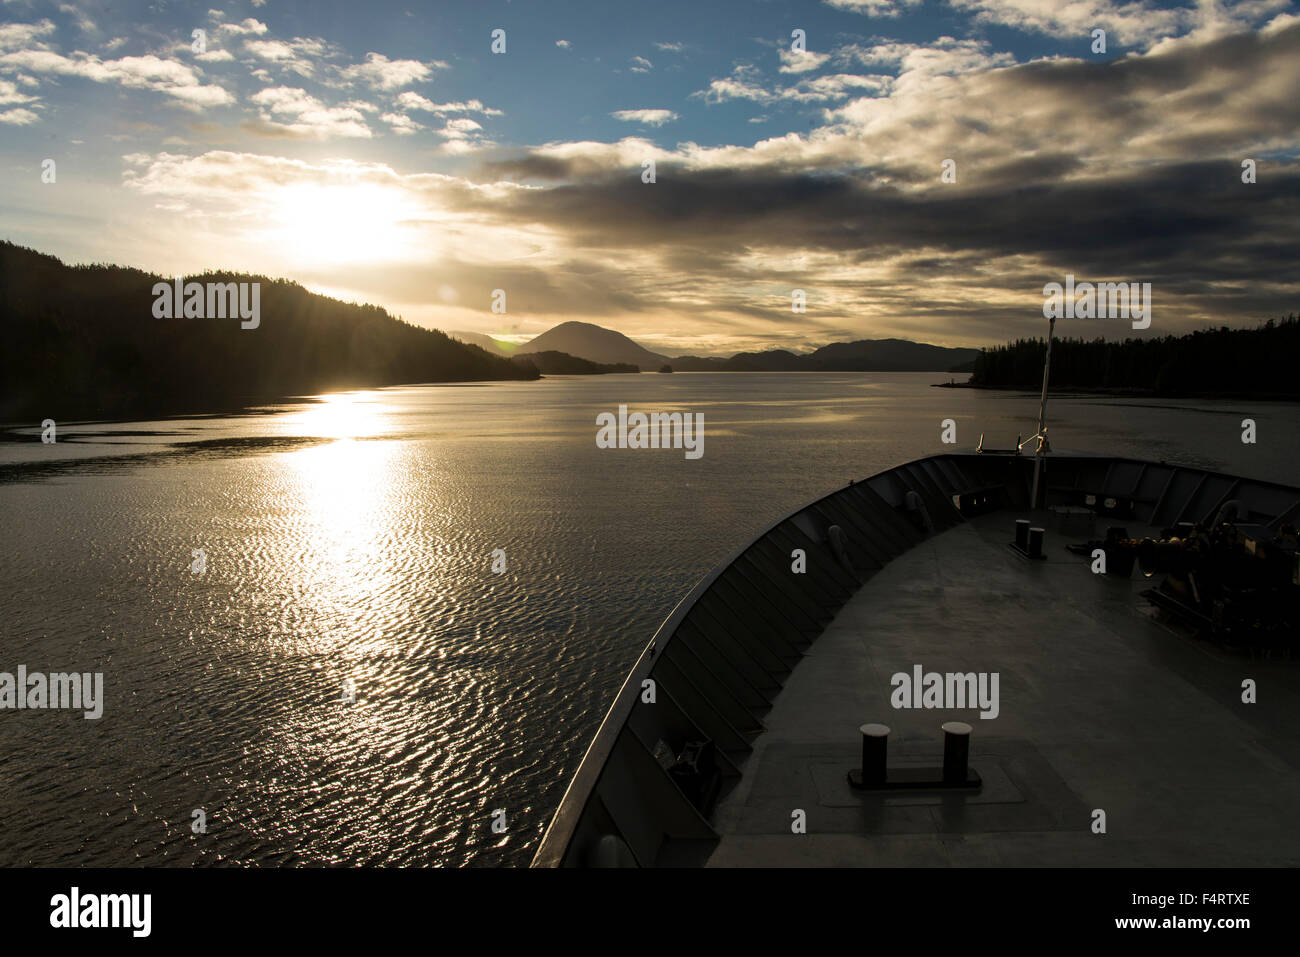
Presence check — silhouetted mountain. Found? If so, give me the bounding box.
[671,349,807,371]
[450,330,518,357]
[0,241,535,421]
[516,320,669,370]
[670,340,977,372]
[488,319,978,373]
[508,351,639,375]
[807,338,979,371]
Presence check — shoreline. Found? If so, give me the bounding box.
[932,380,1300,402]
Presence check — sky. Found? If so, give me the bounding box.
[1,0,1297,355]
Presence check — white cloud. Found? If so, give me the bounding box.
[381,111,420,134]
[0,49,233,107]
[654,41,685,52]
[340,52,444,89]
[395,91,437,111]
[629,55,652,73]
[824,0,922,15]
[696,64,894,104]
[838,36,1015,82]
[610,108,679,126]
[443,117,482,133]
[949,0,1191,47]
[395,91,502,116]
[250,86,372,137]
[779,48,831,73]
[244,39,295,60]
[242,36,332,77]
[0,106,38,124]
[793,73,893,99]
[0,76,35,105]
[214,18,268,38]
[0,19,55,51]
[555,39,571,49]
[696,69,773,104]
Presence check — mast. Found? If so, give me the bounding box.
[1029,315,1055,509]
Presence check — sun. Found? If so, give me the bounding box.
[265,182,411,265]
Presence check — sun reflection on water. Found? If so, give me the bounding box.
[280,391,389,441]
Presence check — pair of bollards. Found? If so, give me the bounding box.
[848,720,979,790]
[1014,518,1045,559]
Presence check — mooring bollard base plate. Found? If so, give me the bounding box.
[1007,542,1047,560]
[847,767,983,791]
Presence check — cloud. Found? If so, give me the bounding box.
[0,48,233,108]
[696,68,773,103]
[610,108,679,126]
[949,0,1192,47]
[432,116,492,153]
[243,36,333,77]
[779,48,831,73]
[837,36,1014,77]
[824,0,922,17]
[555,39,571,49]
[458,21,1300,344]
[0,106,38,124]
[394,91,503,115]
[381,111,420,134]
[0,76,36,105]
[57,1,97,35]
[214,17,268,38]
[339,52,444,89]
[654,41,685,52]
[0,19,55,51]
[249,86,372,137]
[629,55,652,73]
[696,64,894,104]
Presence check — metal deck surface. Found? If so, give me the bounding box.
[704,510,1300,867]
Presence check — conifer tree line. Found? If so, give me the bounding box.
[969,315,1300,397]
[1,241,536,421]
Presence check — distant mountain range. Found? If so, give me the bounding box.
[2,235,978,424]
[455,320,977,373]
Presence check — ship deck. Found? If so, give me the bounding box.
[703,509,1300,867]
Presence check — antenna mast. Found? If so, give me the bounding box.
[1029,315,1055,509]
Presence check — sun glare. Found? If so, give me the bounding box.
[282,391,388,441]
[267,183,411,265]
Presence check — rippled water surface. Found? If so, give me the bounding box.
[1,373,1296,866]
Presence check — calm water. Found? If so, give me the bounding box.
[1,373,1296,866]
